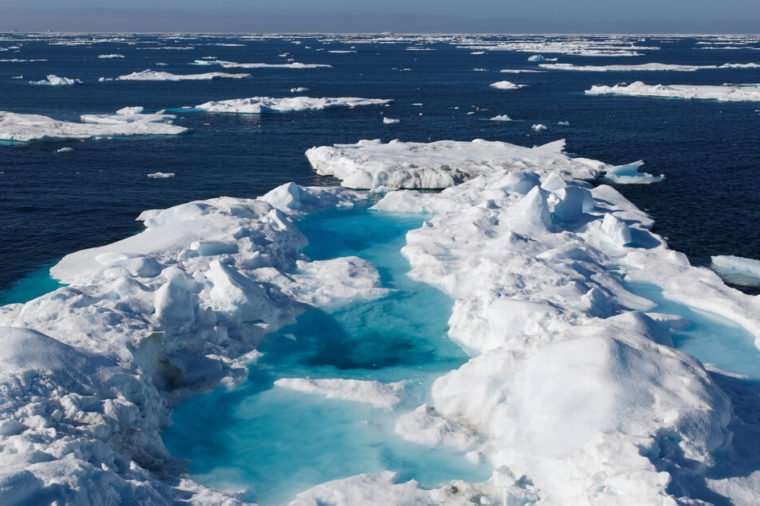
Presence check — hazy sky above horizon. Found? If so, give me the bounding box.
[3,0,760,33]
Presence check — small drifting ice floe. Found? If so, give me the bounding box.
[190,96,392,114]
[586,81,760,102]
[56,147,73,153]
[290,86,309,93]
[29,74,82,86]
[711,255,760,287]
[147,172,175,179]
[558,120,570,126]
[531,123,548,132]
[489,80,525,90]
[97,54,125,59]
[603,160,664,184]
[0,106,187,142]
[113,70,250,81]
[383,117,400,125]
[489,114,512,121]
[191,59,332,69]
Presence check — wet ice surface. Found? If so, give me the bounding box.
[163,207,490,505]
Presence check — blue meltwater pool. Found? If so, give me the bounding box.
[162,207,491,505]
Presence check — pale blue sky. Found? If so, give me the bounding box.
[2,0,760,32]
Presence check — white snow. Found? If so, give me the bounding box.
[274,378,405,408]
[29,74,82,86]
[711,255,760,287]
[586,81,760,102]
[489,80,525,90]
[0,107,187,142]
[192,96,392,114]
[115,70,249,81]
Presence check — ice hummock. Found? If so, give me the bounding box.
[0,106,187,142]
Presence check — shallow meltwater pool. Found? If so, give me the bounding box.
[628,281,760,380]
[162,207,491,505]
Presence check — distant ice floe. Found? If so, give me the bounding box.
[489,114,512,121]
[458,36,658,57]
[543,62,760,72]
[603,160,665,184]
[0,107,187,142]
[290,86,309,93]
[489,80,525,90]
[147,172,175,179]
[190,96,392,114]
[499,68,544,73]
[113,70,250,81]
[98,53,125,59]
[0,58,47,63]
[306,138,622,189]
[29,74,82,86]
[586,81,760,102]
[274,378,405,408]
[191,59,332,69]
[383,117,400,125]
[711,255,760,287]
[531,123,547,132]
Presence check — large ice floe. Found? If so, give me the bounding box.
[306,138,650,189]
[189,96,392,114]
[586,81,760,102]
[0,107,187,143]
[2,137,760,505]
[29,74,82,86]
[113,70,250,81]
[191,59,332,70]
[542,62,760,72]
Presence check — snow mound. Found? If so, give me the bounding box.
[305,138,611,189]
[192,96,392,114]
[0,107,187,142]
[274,378,406,408]
[586,81,760,102]
[711,255,760,287]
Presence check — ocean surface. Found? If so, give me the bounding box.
[1,33,760,294]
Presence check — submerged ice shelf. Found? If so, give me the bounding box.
[163,207,490,505]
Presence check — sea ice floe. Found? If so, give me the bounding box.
[98,53,125,59]
[29,74,82,86]
[489,114,511,121]
[586,81,760,102]
[531,123,547,132]
[0,106,187,142]
[147,171,175,179]
[305,138,616,189]
[543,62,760,72]
[383,117,400,125]
[114,70,250,81]
[191,96,392,114]
[711,255,760,287]
[489,80,525,90]
[603,160,665,184]
[191,59,332,69]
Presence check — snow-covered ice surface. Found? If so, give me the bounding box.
[0,107,187,142]
[489,80,525,90]
[711,255,760,288]
[586,81,760,102]
[189,96,392,114]
[191,59,332,69]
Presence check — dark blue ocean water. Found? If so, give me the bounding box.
[1,33,760,291]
